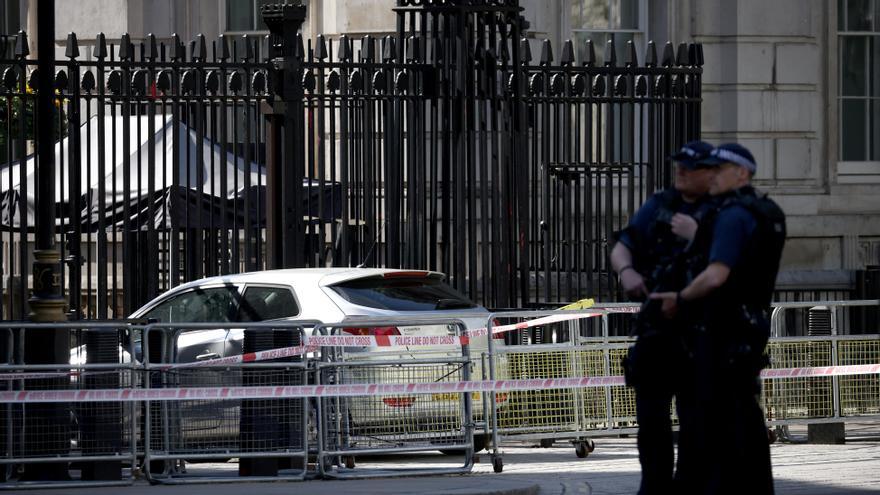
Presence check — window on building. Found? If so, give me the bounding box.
[569,1,647,165]
[225,0,276,33]
[0,0,18,34]
[838,0,880,162]
[0,0,19,57]
[570,0,645,64]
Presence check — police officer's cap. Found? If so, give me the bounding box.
[669,140,714,169]
[699,143,757,173]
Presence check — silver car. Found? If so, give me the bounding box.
[126,268,503,450]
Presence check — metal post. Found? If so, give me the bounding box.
[23,0,70,481]
[263,2,307,269]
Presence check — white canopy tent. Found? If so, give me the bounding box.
[0,114,265,229]
[0,115,340,229]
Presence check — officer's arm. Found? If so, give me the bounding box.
[610,242,634,274]
[611,243,648,298]
[679,262,730,301]
[650,262,730,317]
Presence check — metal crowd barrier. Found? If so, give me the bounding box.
[480,300,879,471]
[763,335,880,424]
[482,307,640,471]
[0,300,875,488]
[314,318,475,479]
[141,322,312,484]
[766,300,879,442]
[0,322,138,489]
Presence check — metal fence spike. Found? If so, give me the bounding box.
[65,32,79,59]
[539,39,552,66]
[14,30,28,58]
[406,36,419,62]
[645,40,657,67]
[676,42,688,66]
[661,42,675,67]
[338,35,352,61]
[218,34,230,60]
[194,34,207,60]
[360,35,374,62]
[625,40,637,67]
[295,33,305,59]
[120,33,133,60]
[582,39,595,66]
[237,34,252,61]
[520,38,531,63]
[604,38,617,66]
[146,33,158,60]
[315,34,328,60]
[560,40,575,66]
[93,32,107,59]
[382,36,396,62]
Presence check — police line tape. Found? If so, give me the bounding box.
[1,363,877,403]
[0,312,607,376]
[159,311,606,370]
[464,312,604,338]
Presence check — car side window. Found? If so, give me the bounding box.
[238,286,299,322]
[142,286,238,323]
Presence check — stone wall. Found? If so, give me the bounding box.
[684,0,880,271]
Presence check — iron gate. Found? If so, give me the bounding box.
[0,0,701,320]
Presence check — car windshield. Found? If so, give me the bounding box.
[329,276,477,311]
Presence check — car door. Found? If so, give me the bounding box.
[139,284,241,441]
[140,285,240,364]
[225,284,302,358]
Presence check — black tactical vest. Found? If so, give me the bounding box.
[620,189,711,291]
[689,186,787,314]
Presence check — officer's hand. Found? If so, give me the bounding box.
[619,269,648,299]
[649,292,678,319]
[670,213,698,241]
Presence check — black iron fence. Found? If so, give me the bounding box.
[0,0,702,319]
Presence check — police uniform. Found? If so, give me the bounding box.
[616,176,715,493]
[676,177,786,493]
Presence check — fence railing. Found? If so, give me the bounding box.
[0,0,703,321]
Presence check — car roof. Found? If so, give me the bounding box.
[130,267,472,320]
[163,267,446,293]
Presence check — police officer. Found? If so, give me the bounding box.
[610,140,716,494]
[651,143,786,495]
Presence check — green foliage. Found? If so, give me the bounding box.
[0,92,68,162]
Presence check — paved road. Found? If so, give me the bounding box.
[479,423,880,494]
[18,422,880,494]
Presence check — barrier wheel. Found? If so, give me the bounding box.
[343,456,356,469]
[492,456,503,473]
[539,438,554,448]
[586,439,596,453]
[575,441,590,458]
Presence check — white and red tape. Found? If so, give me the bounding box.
[0,363,877,403]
